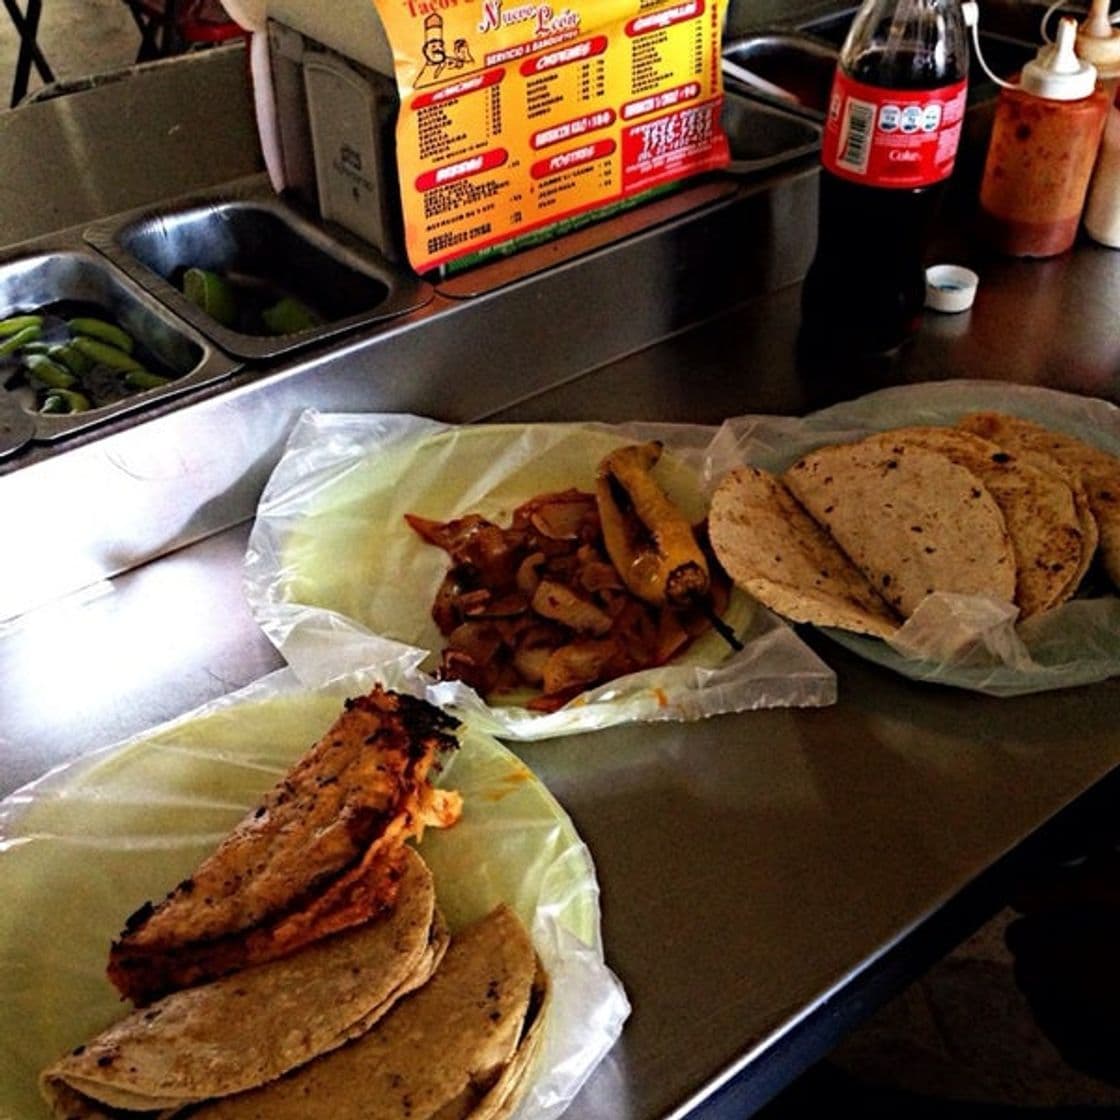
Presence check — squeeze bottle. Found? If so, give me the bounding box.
[978,17,1109,257]
[1078,0,1120,247]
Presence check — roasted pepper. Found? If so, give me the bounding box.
[0,324,41,357]
[124,368,170,391]
[40,388,92,414]
[24,353,77,390]
[595,441,710,608]
[71,336,143,372]
[0,314,42,338]
[68,317,135,354]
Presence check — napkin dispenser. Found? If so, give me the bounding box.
[260,1,405,259]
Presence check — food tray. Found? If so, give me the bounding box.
[0,236,239,457]
[84,179,432,361]
[719,88,822,176]
[722,31,839,122]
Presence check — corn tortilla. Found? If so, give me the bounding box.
[41,848,447,1117]
[187,904,543,1120]
[857,427,1084,617]
[958,411,1119,591]
[708,465,900,638]
[783,438,1016,618]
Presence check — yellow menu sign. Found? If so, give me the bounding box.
[371,0,729,273]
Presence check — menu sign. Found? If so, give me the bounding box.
[371,0,729,273]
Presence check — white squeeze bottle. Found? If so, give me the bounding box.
[1079,0,1120,246]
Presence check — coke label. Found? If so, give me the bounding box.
[821,71,968,188]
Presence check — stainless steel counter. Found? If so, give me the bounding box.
[4,219,1119,1119]
[3,25,1120,1120]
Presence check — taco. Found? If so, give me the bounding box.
[957,411,1119,591]
[41,848,449,1118]
[185,905,549,1120]
[108,687,463,1005]
[855,427,1084,617]
[708,464,901,638]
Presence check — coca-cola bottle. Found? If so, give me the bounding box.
[800,0,969,356]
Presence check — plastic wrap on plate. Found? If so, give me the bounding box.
[0,667,629,1120]
[706,381,1120,696]
[243,412,837,739]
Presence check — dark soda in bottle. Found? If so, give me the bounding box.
[801,0,969,355]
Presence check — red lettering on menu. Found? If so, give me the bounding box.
[625,1,703,37]
[519,35,608,76]
[530,138,616,178]
[531,108,616,150]
[412,68,505,110]
[415,148,510,191]
[621,81,702,121]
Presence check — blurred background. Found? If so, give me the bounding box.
[1,0,241,107]
[2,0,135,103]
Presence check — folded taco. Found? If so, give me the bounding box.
[188,904,549,1120]
[107,687,463,1005]
[41,848,449,1118]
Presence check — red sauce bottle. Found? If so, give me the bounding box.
[978,17,1109,258]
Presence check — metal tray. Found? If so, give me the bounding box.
[0,239,239,458]
[84,181,432,361]
[722,32,839,122]
[720,88,822,175]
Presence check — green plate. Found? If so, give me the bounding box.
[0,675,606,1120]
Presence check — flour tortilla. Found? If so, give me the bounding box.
[41,848,447,1118]
[708,465,900,639]
[188,904,545,1120]
[856,427,1084,617]
[958,412,1119,591]
[783,438,1016,619]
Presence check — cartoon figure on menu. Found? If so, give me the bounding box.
[417,12,475,86]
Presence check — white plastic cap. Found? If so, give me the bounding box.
[1023,17,1100,100]
[1077,0,1120,81]
[1081,0,1114,41]
[925,264,979,313]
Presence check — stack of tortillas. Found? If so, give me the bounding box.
[41,686,551,1120]
[709,412,1119,639]
[43,872,548,1120]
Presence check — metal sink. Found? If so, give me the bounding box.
[720,88,822,173]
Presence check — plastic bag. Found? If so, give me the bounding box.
[709,381,1120,696]
[243,411,837,738]
[0,668,629,1120]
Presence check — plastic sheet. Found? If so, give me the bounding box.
[0,667,629,1120]
[709,381,1120,696]
[243,412,837,739]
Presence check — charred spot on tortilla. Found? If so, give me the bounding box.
[958,411,1119,592]
[107,687,462,1005]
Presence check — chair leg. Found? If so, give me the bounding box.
[3,0,54,106]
